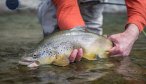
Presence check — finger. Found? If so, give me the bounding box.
[109,46,125,57]
[110,54,123,57]
[112,51,129,57]
[108,47,115,54]
[109,47,120,56]
[69,49,78,62]
[107,35,114,40]
[107,35,117,43]
[76,48,83,61]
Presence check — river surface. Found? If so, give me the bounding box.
[0,12,146,84]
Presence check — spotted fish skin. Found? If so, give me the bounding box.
[19,28,113,67]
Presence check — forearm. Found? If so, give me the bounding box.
[124,24,139,41]
[125,0,146,32]
[52,0,85,30]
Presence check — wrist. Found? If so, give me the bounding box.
[124,24,139,41]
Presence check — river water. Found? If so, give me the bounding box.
[0,12,146,84]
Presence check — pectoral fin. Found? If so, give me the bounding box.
[53,55,69,66]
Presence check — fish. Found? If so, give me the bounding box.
[19,28,113,67]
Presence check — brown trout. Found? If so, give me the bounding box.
[19,28,113,67]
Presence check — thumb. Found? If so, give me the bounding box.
[109,46,121,56]
[109,46,116,55]
[109,46,123,57]
[108,35,117,43]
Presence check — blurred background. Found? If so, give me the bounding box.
[0,0,146,84]
[0,0,126,13]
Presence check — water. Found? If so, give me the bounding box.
[0,12,146,84]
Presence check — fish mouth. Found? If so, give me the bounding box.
[18,57,40,67]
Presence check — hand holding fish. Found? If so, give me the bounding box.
[108,24,139,56]
[69,48,83,62]
[69,24,140,62]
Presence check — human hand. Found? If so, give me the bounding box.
[68,24,140,62]
[68,27,85,62]
[108,24,139,56]
[69,48,83,62]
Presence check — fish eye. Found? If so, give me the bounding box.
[33,54,37,58]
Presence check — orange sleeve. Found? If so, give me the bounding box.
[52,0,85,30]
[125,0,146,32]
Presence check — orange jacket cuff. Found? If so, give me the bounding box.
[127,15,145,32]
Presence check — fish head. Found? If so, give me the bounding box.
[19,47,56,68]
